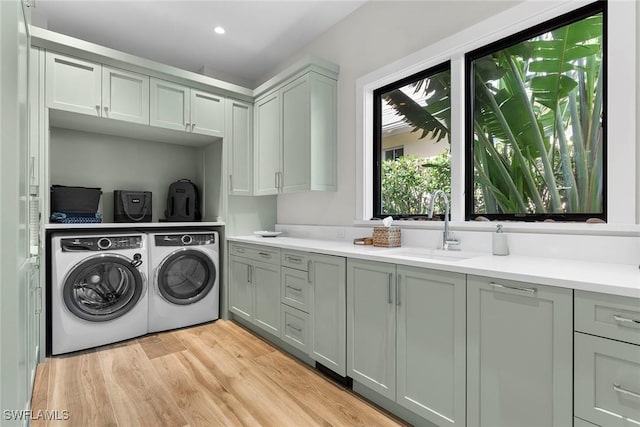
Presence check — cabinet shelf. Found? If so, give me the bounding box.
[46,221,224,230]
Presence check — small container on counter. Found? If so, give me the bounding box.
[492,224,509,256]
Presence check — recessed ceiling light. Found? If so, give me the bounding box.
[214,26,225,35]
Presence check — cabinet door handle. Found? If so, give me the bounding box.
[229,174,233,192]
[286,285,302,292]
[307,260,313,283]
[613,383,640,400]
[186,122,191,130]
[191,123,196,131]
[103,105,109,115]
[489,282,536,296]
[246,264,251,283]
[396,274,401,306]
[287,323,302,333]
[258,252,272,259]
[96,105,101,113]
[286,255,302,263]
[275,172,279,189]
[613,315,640,329]
[388,273,393,304]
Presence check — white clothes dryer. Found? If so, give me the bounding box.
[147,231,219,333]
[51,233,149,355]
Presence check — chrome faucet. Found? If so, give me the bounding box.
[428,190,459,250]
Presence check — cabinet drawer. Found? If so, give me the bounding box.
[281,304,309,353]
[229,243,280,264]
[576,290,640,345]
[282,267,310,313]
[281,250,310,271]
[575,332,640,426]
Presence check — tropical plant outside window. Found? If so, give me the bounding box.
[466,3,605,221]
[374,63,452,218]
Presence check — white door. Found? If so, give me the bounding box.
[227,99,252,195]
[190,89,224,137]
[254,91,281,195]
[150,78,190,131]
[281,76,310,193]
[102,66,149,125]
[229,256,253,322]
[347,259,396,400]
[45,51,101,116]
[252,260,281,336]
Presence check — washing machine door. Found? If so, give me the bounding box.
[63,254,145,322]
[156,248,216,305]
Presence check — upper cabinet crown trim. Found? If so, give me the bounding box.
[253,55,340,99]
[30,27,254,101]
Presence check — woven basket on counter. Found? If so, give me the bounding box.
[372,226,401,247]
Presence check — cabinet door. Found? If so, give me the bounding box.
[227,99,253,195]
[45,52,101,116]
[575,332,640,427]
[101,66,149,125]
[150,78,190,131]
[254,91,281,195]
[281,76,310,193]
[229,256,253,322]
[253,260,281,336]
[347,259,396,400]
[467,276,573,427]
[309,254,346,376]
[396,266,466,427]
[190,89,224,137]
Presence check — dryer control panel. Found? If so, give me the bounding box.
[61,235,143,251]
[155,233,216,246]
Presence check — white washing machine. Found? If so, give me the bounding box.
[51,233,149,355]
[147,231,219,333]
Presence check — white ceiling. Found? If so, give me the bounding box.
[32,0,366,87]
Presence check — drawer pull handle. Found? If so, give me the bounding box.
[258,252,272,258]
[388,273,393,304]
[613,315,640,329]
[489,282,536,295]
[286,285,302,292]
[287,323,302,333]
[235,247,246,253]
[286,255,302,263]
[307,260,312,284]
[613,383,640,400]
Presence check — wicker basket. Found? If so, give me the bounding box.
[372,226,401,247]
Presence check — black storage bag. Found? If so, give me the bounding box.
[165,179,201,222]
[51,185,102,214]
[114,190,152,222]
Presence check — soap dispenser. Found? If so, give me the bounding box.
[492,224,509,256]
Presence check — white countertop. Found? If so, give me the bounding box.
[227,235,640,299]
[46,221,225,230]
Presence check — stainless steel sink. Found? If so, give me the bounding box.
[377,247,482,262]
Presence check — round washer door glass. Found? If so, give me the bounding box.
[63,255,145,322]
[157,249,216,305]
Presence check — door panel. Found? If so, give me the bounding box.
[281,76,310,192]
[254,91,281,195]
[102,66,149,124]
[191,89,224,137]
[227,99,252,195]
[150,78,189,131]
[253,260,280,335]
[229,256,252,321]
[347,259,396,400]
[46,52,101,116]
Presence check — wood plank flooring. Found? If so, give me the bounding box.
[31,320,407,427]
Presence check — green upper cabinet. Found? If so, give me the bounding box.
[254,90,281,195]
[150,78,224,137]
[46,52,150,125]
[46,52,101,116]
[466,275,573,427]
[102,66,149,125]
[226,98,253,196]
[253,59,338,196]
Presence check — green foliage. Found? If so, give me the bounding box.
[381,153,451,215]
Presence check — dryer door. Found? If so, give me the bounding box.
[63,255,145,322]
[156,249,216,305]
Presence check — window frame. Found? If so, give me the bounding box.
[372,60,451,219]
[464,1,607,222]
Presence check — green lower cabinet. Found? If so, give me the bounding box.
[466,275,573,427]
[574,332,640,427]
[347,259,466,426]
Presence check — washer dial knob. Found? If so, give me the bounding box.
[97,238,112,250]
[181,235,193,245]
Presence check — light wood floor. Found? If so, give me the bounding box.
[31,320,406,427]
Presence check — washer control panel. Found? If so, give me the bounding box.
[61,235,143,252]
[155,233,216,247]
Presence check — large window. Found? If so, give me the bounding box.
[373,63,451,218]
[466,2,605,221]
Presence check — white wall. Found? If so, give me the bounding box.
[266,1,522,225]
